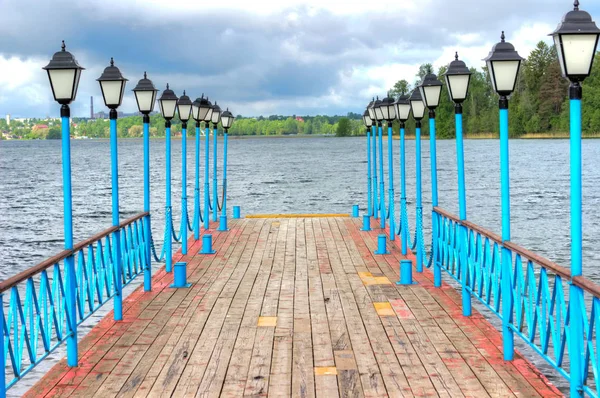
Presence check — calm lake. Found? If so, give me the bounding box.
[1,135,598,394]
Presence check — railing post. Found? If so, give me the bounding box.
[569,83,584,397]
[109,110,123,321]
[367,127,372,217]
[372,125,378,219]
[499,96,514,360]
[429,110,440,287]
[222,130,228,218]
[400,123,408,254]
[415,120,423,273]
[455,104,471,316]
[194,122,201,240]
[61,105,77,367]
[143,115,152,292]
[165,121,173,273]
[212,124,218,222]
[181,123,188,255]
[378,122,385,228]
[204,124,210,230]
[387,123,395,241]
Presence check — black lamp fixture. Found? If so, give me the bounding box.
[177,90,192,128]
[409,89,426,122]
[367,98,376,120]
[363,109,373,129]
[373,96,384,125]
[551,0,600,90]
[444,52,472,105]
[203,97,214,126]
[132,72,158,118]
[483,31,524,99]
[158,84,178,125]
[419,73,443,113]
[211,102,222,127]
[97,58,128,118]
[380,92,396,122]
[394,94,411,126]
[220,108,235,131]
[43,40,85,114]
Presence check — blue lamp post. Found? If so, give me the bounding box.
[191,95,205,240]
[419,74,443,287]
[444,53,472,315]
[218,109,235,231]
[380,94,396,239]
[43,40,84,368]
[97,58,128,321]
[194,96,213,231]
[368,98,379,219]
[177,91,192,255]
[133,72,158,292]
[210,103,222,223]
[484,31,524,362]
[373,98,385,227]
[158,84,179,273]
[363,110,373,217]
[409,89,426,273]
[551,2,600,395]
[394,94,412,284]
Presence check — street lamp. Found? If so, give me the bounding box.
[210,102,222,222]
[132,72,157,292]
[218,108,235,231]
[363,109,373,217]
[394,94,412,285]
[191,95,204,240]
[373,97,384,224]
[551,2,600,395]
[177,91,192,255]
[409,88,426,275]
[158,84,178,274]
[367,98,378,218]
[444,52,472,315]
[42,40,84,369]
[381,93,396,237]
[97,57,128,321]
[200,96,213,231]
[484,30,523,363]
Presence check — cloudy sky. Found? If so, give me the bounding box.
[0,0,598,118]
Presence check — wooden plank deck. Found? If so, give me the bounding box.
[25,217,562,397]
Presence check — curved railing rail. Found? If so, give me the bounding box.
[434,206,599,397]
[1,212,149,390]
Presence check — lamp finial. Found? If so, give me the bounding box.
[110,57,114,66]
[144,71,147,79]
[61,40,66,51]
[455,51,459,61]
[501,31,506,42]
[574,0,580,10]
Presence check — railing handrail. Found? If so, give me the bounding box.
[0,211,149,294]
[433,206,578,289]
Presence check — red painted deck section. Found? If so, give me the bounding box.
[24,217,562,397]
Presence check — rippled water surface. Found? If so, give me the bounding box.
[2,136,599,394]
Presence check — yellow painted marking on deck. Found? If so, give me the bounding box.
[314,367,338,376]
[257,316,277,327]
[358,272,373,279]
[373,276,392,285]
[374,302,395,316]
[245,213,350,219]
[358,272,391,286]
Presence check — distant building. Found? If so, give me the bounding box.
[295,116,304,122]
[5,114,10,125]
[90,96,94,119]
[32,124,49,130]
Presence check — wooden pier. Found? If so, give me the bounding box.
[26,216,561,397]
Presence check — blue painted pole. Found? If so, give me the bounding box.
[61,107,77,367]
[569,88,584,397]
[387,124,395,241]
[181,125,188,255]
[429,113,441,287]
[415,122,423,273]
[110,112,123,321]
[0,294,4,396]
[400,125,408,254]
[372,125,378,219]
[499,98,513,361]
[194,123,200,240]
[378,123,385,228]
[212,125,218,222]
[222,131,228,217]
[367,128,372,216]
[166,123,173,273]
[143,117,151,292]
[455,107,470,316]
[204,125,210,230]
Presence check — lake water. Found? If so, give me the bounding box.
[1,135,599,394]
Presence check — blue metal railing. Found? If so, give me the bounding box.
[434,206,599,397]
[1,212,149,390]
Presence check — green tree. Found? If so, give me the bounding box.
[336,118,351,137]
[46,127,61,139]
[389,79,411,99]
